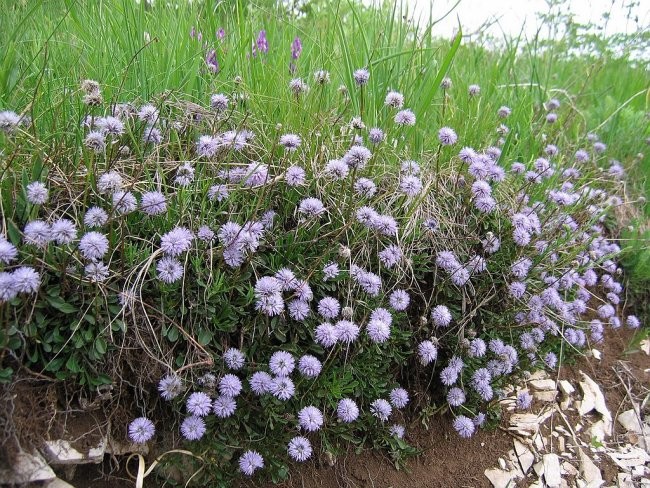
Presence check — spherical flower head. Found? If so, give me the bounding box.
[335,320,360,344]
[213,395,237,418]
[249,371,273,395]
[593,141,606,153]
[317,297,340,320]
[440,77,452,89]
[280,133,301,151]
[384,90,404,108]
[23,220,51,248]
[238,450,264,477]
[447,387,466,407]
[626,315,641,329]
[298,406,324,432]
[256,294,284,316]
[158,374,183,400]
[128,417,155,444]
[210,93,229,111]
[315,322,339,348]
[79,232,109,260]
[97,171,123,195]
[156,257,184,284]
[160,227,194,256]
[343,145,372,170]
[418,340,438,366]
[289,78,308,95]
[26,181,49,205]
[497,106,511,118]
[208,184,229,202]
[545,352,558,369]
[270,376,295,401]
[394,109,416,126]
[389,290,410,311]
[180,415,206,441]
[451,269,470,287]
[368,127,385,144]
[96,116,124,137]
[0,110,21,134]
[440,366,458,386]
[138,104,159,123]
[546,112,558,123]
[186,392,212,417]
[367,319,390,344]
[0,272,17,302]
[140,191,167,216]
[298,355,322,378]
[287,436,312,462]
[438,127,457,145]
[475,196,496,214]
[324,159,350,180]
[379,244,402,268]
[314,69,331,84]
[575,149,589,163]
[468,84,481,96]
[337,398,359,423]
[436,251,459,271]
[10,267,39,295]
[0,238,18,265]
[219,374,242,398]
[399,175,423,197]
[453,415,475,438]
[142,126,162,145]
[516,391,533,410]
[84,131,106,153]
[254,276,282,298]
[224,348,245,370]
[197,225,215,243]
[112,191,137,215]
[431,305,452,327]
[469,338,487,358]
[509,281,527,299]
[370,399,392,422]
[322,262,340,281]
[285,165,306,186]
[50,219,77,245]
[353,68,370,86]
[269,351,295,377]
[389,424,405,439]
[298,197,326,217]
[389,387,409,409]
[84,261,109,282]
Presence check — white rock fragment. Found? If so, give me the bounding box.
[578,448,603,486]
[561,461,578,476]
[617,409,644,434]
[543,453,562,488]
[558,380,575,397]
[42,440,84,464]
[513,439,535,474]
[577,372,612,423]
[484,468,518,488]
[534,390,559,403]
[607,446,650,469]
[529,379,557,391]
[0,451,56,484]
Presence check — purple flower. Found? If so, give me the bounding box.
[269,351,295,377]
[142,126,162,145]
[546,112,557,123]
[156,257,184,283]
[469,338,486,357]
[224,348,245,370]
[343,145,372,170]
[141,191,167,216]
[453,416,475,438]
[112,191,137,215]
[187,392,212,417]
[213,395,237,418]
[323,262,340,280]
[367,319,390,344]
[84,131,106,153]
[370,399,392,422]
[575,149,589,162]
[298,406,323,432]
[256,30,269,54]
[335,320,360,344]
[314,69,330,84]
[0,273,17,302]
[180,416,206,441]
[315,322,338,348]
[325,159,350,179]
[280,134,302,151]
[84,261,109,282]
[389,424,405,438]
[210,94,229,111]
[368,127,385,144]
[440,77,452,89]
[438,127,457,145]
[11,267,40,294]
[239,450,264,476]
[394,109,416,126]
[399,175,423,197]
[389,387,409,409]
[23,220,51,248]
[509,281,527,299]
[270,376,295,401]
[431,305,452,327]
[128,417,155,444]
[249,371,273,395]
[289,78,308,95]
[219,374,242,397]
[298,355,322,378]
[205,49,219,73]
[291,37,302,59]
[217,28,225,39]
[385,91,404,108]
[158,374,183,400]
[318,297,340,319]
[627,315,641,329]
[83,207,108,228]
[79,232,109,260]
[0,238,17,265]
[287,436,311,462]
[26,181,49,205]
[160,227,194,256]
[468,84,481,96]
[497,106,511,118]
[285,166,306,186]
[197,226,215,243]
[379,244,402,268]
[516,391,533,410]
[337,398,359,422]
[447,387,466,407]
[389,290,410,311]
[418,340,438,365]
[50,219,77,245]
[298,197,326,217]
[353,68,370,86]
[254,276,282,298]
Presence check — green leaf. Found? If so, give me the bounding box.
[46,295,78,314]
[94,336,107,355]
[197,329,213,346]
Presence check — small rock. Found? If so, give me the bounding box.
[534,460,545,477]
[578,448,603,485]
[558,380,575,397]
[591,349,601,360]
[617,410,643,434]
[484,468,517,488]
[529,370,550,381]
[543,453,562,487]
[589,420,610,443]
[534,390,559,403]
[530,379,557,391]
[0,450,56,484]
[558,436,565,452]
[562,461,578,476]
[42,440,84,465]
[617,473,634,488]
[513,439,535,474]
[607,446,650,469]
[499,457,507,470]
[578,373,612,423]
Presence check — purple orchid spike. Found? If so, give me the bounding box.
[291,37,302,60]
[256,30,268,54]
[205,49,219,73]
[217,28,225,40]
